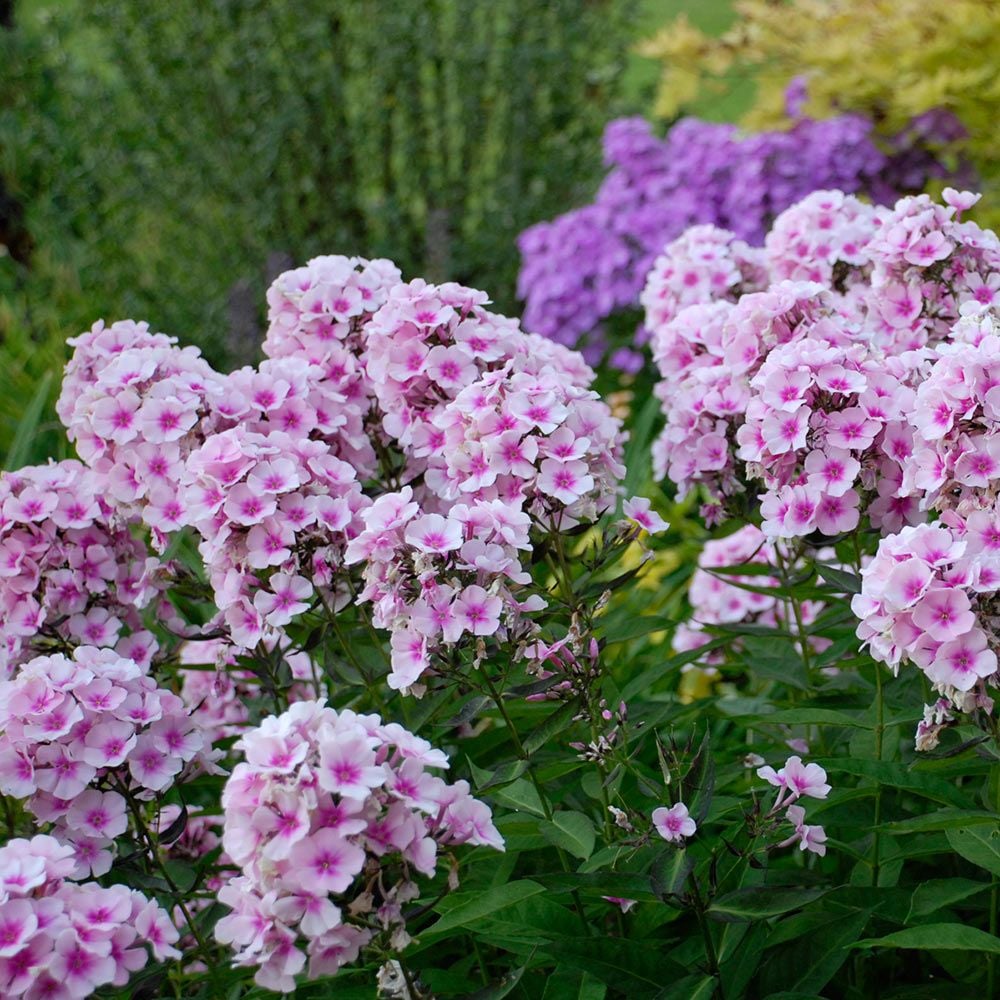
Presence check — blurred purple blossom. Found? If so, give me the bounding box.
[517,110,969,360]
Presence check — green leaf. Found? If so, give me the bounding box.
[422,880,546,938]
[542,969,607,1000]
[764,908,872,994]
[651,847,693,899]
[466,967,528,999]
[601,615,676,644]
[880,810,999,834]
[815,563,862,594]
[746,708,873,730]
[535,871,661,903]
[524,699,582,756]
[946,824,1000,876]
[709,886,828,922]
[853,923,1000,954]
[620,638,729,700]
[907,878,991,920]
[539,938,678,997]
[4,370,53,471]
[478,759,529,791]
[494,778,546,817]
[655,974,717,1000]
[683,729,715,824]
[819,759,970,808]
[541,810,596,860]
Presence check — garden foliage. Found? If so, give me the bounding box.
[639,0,1000,223]
[1,184,1000,998]
[0,0,633,457]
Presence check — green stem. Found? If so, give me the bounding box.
[872,662,885,887]
[690,877,722,989]
[989,883,998,997]
[116,780,210,955]
[480,668,592,934]
[1,794,15,837]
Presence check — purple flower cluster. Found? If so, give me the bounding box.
[517,112,965,360]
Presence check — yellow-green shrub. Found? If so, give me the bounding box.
[639,0,1000,221]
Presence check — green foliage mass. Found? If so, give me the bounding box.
[0,0,635,458]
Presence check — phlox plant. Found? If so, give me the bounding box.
[1,187,1000,1000]
[516,107,965,372]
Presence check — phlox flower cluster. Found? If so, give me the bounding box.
[0,461,164,676]
[740,337,925,538]
[902,308,1000,513]
[0,646,205,876]
[649,279,831,499]
[215,700,503,992]
[56,320,227,545]
[672,526,826,660]
[0,834,179,999]
[345,488,542,692]
[763,190,879,293]
[646,189,1000,531]
[853,518,1000,700]
[863,191,1000,351]
[640,224,768,334]
[55,256,628,671]
[757,755,831,857]
[366,280,533,447]
[180,418,369,651]
[517,111,957,363]
[262,255,402,476]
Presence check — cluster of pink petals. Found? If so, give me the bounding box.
[0,647,206,875]
[420,358,625,522]
[673,525,825,660]
[180,418,369,650]
[650,279,831,499]
[853,517,1000,698]
[764,190,878,291]
[0,834,179,998]
[0,461,164,676]
[646,190,1000,528]
[863,191,999,352]
[52,256,631,669]
[901,307,1000,513]
[640,225,767,332]
[758,755,830,857]
[263,255,402,476]
[740,336,926,537]
[346,488,543,691]
[215,700,502,992]
[56,321,227,546]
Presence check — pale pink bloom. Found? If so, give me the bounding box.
[404,514,463,554]
[652,802,696,843]
[253,574,313,627]
[286,830,367,895]
[452,586,502,636]
[537,458,594,505]
[757,756,830,800]
[927,631,997,691]
[911,587,976,642]
[782,804,828,857]
[623,497,669,534]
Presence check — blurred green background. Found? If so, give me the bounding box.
[0,0,740,462]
